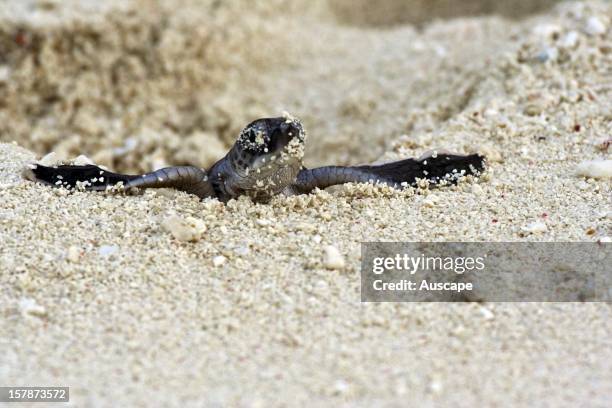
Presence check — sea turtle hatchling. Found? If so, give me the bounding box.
[24,115,486,202]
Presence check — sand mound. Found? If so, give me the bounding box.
[331,0,560,26]
[1,1,611,406]
[0,0,564,172]
[0,0,319,171]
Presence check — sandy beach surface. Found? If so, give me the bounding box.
[1,0,611,406]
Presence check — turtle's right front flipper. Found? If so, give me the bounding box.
[23,164,215,199]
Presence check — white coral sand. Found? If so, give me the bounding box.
[0,1,611,406]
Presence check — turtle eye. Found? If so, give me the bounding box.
[247,129,257,144]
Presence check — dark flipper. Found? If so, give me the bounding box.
[293,153,486,193]
[24,164,140,190]
[23,164,215,199]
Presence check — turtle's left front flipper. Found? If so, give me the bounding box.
[292,152,486,194]
[23,164,215,199]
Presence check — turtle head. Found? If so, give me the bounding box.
[228,115,306,199]
[236,116,305,157]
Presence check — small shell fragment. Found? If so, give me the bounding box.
[521,221,548,235]
[575,160,612,179]
[19,298,47,317]
[584,17,607,36]
[213,255,226,267]
[323,245,345,270]
[162,215,207,242]
[67,246,81,263]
